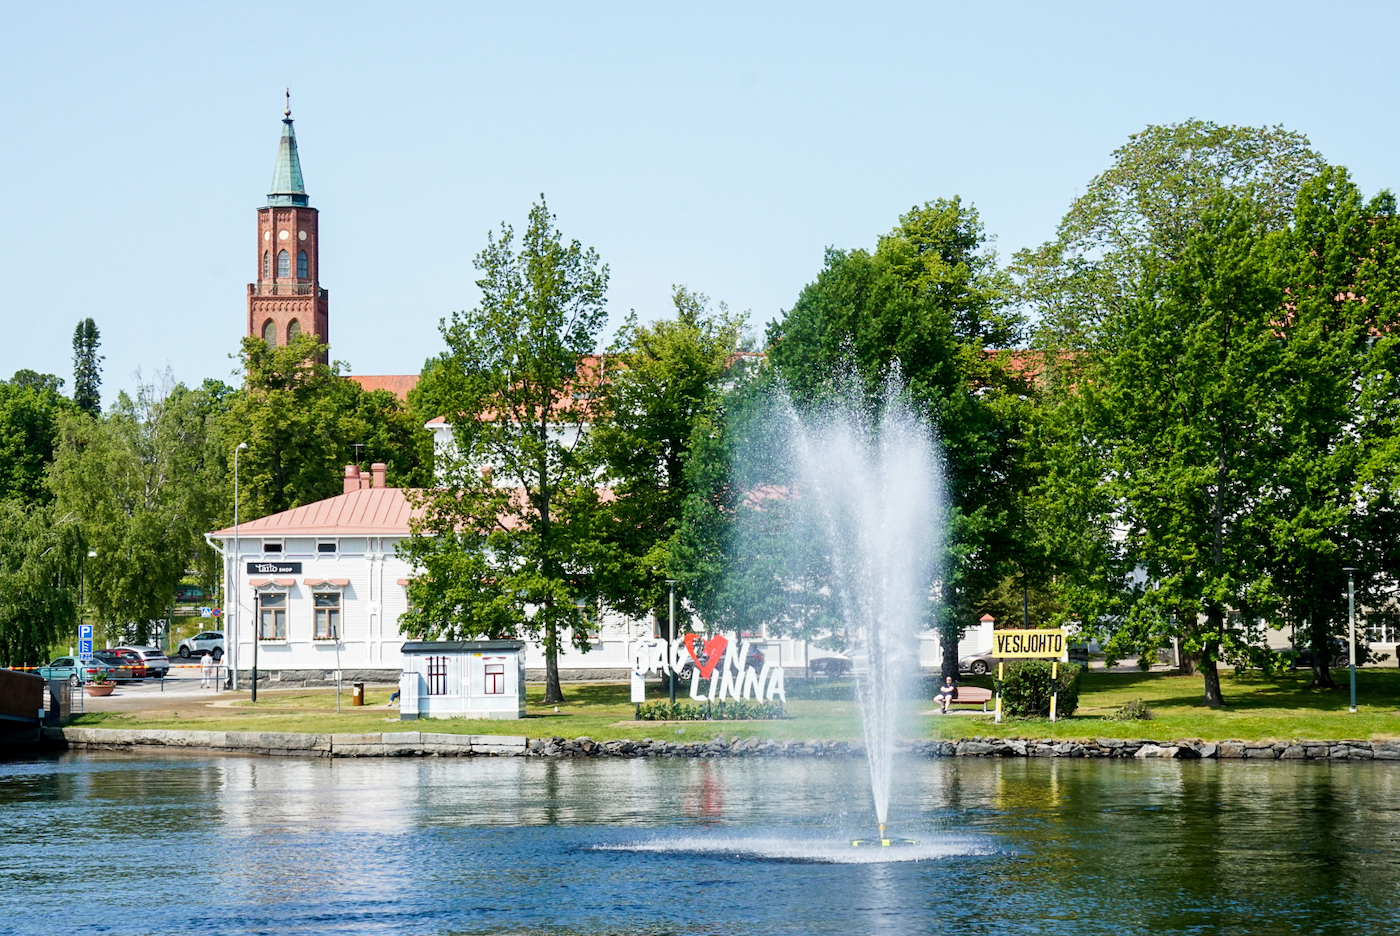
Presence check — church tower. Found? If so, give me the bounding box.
[247,93,329,350]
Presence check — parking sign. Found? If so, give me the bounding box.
[78,624,93,660]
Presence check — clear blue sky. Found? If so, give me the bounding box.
[2,2,1396,399]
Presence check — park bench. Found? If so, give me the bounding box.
[947,686,993,711]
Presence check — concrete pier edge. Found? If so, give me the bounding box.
[35,727,1400,761]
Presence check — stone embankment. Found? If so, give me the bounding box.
[40,727,1400,761]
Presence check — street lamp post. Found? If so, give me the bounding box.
[1344,566,1358,713]
[234,442,248,698]
[667,579,677,704]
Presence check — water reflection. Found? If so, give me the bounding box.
[2,752,1399,935]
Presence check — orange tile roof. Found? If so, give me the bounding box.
[349,374,419,399]
[209,487,424,538]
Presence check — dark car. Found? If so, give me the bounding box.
[93,649,143,681]
[808,656,852,678]
[174,585,207,603]
[1286,637,1373,670]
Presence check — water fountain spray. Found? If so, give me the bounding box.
[774,380,942,847]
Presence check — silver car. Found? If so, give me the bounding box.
[115,645,171,678]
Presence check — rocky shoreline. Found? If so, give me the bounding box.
[36,727,1400,761]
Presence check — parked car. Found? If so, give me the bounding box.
[1283,638,1374,670]
[93,649,144,680]
[114,646,170,679]
[174,585,207,603]
[958,652,997,676]
[177,632,224,659]
[36,657,118,688]
[807,655,852,678]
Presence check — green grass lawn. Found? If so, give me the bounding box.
[69,668,1400,743]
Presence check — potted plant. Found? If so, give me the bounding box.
[85,672,116,697]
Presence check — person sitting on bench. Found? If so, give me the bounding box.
[938,675,957,714]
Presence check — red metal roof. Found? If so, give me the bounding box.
[209,487,423,538]
[349,374,419,399]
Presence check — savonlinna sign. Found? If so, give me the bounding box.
[991,628,1068,659]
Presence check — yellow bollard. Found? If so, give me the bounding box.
[1050,661,1059,722]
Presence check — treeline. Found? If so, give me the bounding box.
[405,122,1400,706]
[0,330,431,666]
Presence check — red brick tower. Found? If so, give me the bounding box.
[247,93,329,350]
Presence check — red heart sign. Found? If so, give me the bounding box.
[684,633,728,679]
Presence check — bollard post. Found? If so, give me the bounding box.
[994,662,1003,724]
[1050,661,1059,722]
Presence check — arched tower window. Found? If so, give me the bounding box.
[287,319,301,341]
[276,249,290,277]
[262,250,270,278]
[262,319,277,346]
[297,250,309,278]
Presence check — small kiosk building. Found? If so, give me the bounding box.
[399,640,527,720]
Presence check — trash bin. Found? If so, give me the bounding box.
[351,682,364,706]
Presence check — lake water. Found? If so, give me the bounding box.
[2,751,1399,935]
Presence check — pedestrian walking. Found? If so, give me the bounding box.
[200,651,213,689]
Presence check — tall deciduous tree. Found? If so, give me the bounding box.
[226,334,429,520]
[50,374,229,646]
[0,370,73,504]
[584,287,744,630]
[1016,120,1325,350]
[0,500,81,668]
[1259,168,1400,687]
[1082,193,1284,706]
[401,198,608,704]
[764,198,1033,676]
[72,318,103,417]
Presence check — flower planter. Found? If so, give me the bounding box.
[84,684,115,697]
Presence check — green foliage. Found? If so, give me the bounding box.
[994,660,1082,718]
[584,286,744,621]
[758,198,1035,667]
[401,197,608,703]
[228,334,430,520]
[72,318,103,417]
[0,500,81,667]
[0,370,74,504]
[1015,119,1326,349]
[634,699,784,721]
[49,374,230,645]
[1107,698,1154,721]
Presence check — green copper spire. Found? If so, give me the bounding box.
[267,89,308,207]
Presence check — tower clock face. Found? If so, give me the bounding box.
[299,230,307,241]
[279,230,290,241]
[263,231,271,241]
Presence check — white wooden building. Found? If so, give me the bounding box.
[399,640,526,720]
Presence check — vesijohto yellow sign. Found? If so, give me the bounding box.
[991,629,1067,658]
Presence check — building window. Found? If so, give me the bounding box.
[426,656,448,696]
[257,592,287,640]
[313,591,340,640]
[263,540,283,554]
[262,319,276,346]
[262,250,270,278]
[317,541,336,554]
[287,319,301,340]
[484,662,505,695]
[277,249,290,277]
[297,250,308,278]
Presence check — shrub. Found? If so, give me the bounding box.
[1108,698,1154,721]
[994,660,1082,718]
[634,700,784,721]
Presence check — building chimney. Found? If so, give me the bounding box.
[343,465,361,494]
[371,462,387,488]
